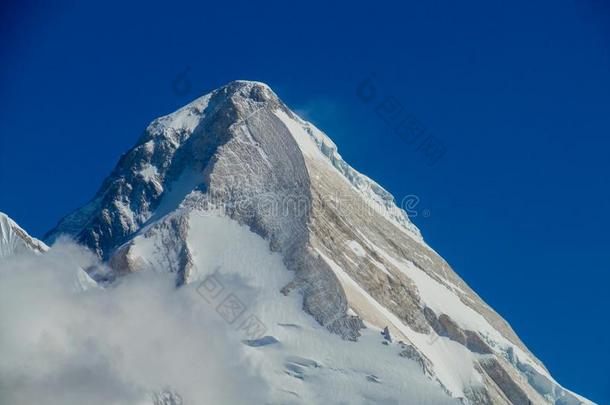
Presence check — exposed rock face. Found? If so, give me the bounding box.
[45,81,593,405]
[382,326,392,342]
[479,358,532,405]
[424,306,493,354]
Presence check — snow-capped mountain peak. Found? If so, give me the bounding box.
[42,80,594,405]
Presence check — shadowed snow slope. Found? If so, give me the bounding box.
[41,80,594,405]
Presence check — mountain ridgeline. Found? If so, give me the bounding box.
[38,81,592,405]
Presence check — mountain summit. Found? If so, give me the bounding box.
[44,80,593,404]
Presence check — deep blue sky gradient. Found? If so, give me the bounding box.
[1,0,609,401]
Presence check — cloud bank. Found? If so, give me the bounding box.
[0,239,269,405]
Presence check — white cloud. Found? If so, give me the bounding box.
[0,239,269,405]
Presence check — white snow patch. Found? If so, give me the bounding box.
[138,164,159,183]
[347,240,366,257]
[154,94,212,134]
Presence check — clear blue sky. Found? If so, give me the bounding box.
[1,0,608,401]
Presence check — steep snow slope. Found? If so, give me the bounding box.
[45,81,595,405]
[187,212,458,404]
[0,212,47,258]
